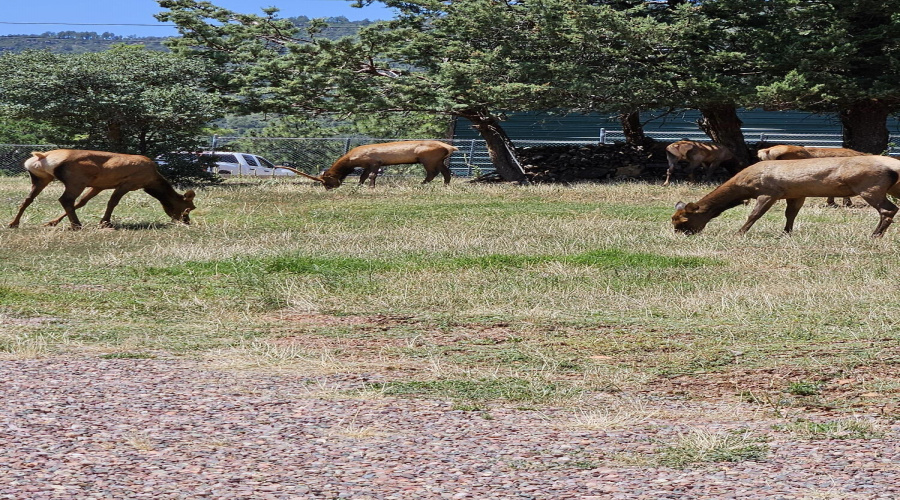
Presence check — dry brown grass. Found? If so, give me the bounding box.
[1,175,898,413]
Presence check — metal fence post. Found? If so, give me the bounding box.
[599,128,607,145]
[468,139,477,177]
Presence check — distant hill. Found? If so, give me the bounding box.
[0,16,377,54]
[0,32,169,53]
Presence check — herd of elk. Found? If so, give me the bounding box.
[5,140,459,229]
[281,140,459,190]
[7,140,899,240]
[671,155,900,237]
[8,149,195,230]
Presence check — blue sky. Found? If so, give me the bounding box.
[0,0,395,37]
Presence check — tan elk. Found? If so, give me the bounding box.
[671,155,900,237]
[284,140,458,189]
[756,145,867,206]
[664,140,736,186]
[8,149,196,230]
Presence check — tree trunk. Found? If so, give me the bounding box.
[106,120,125,152]
[840,100,889,154]
[697,104,750,171]
[619,110,646,146]
[458,111,530,184]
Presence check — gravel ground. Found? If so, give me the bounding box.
[1,357,898,499]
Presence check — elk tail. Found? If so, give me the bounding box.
[277,166,325,183]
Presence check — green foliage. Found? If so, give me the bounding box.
[253,112,450,141]
[155,1,582,125]
[787,381,822,396]
[753,0,900,112]
[0,116,63,145]
[0,45,223,184]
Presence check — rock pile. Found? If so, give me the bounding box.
[472,142,669,183]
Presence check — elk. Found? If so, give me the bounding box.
[283,140,459,189]
[671,155,900,237]
[756,145,867,206]
[8,149,196,230]
[663,140,736,186]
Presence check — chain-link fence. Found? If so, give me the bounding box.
[0,145,64,176]
[2,133,897,177]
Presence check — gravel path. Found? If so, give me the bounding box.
[1,357,898,499]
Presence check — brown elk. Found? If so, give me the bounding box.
[756,145,867,206]
[663,140,736,186]
[8,149,196,230]
[283,140,459,189]
[671,155,900,237]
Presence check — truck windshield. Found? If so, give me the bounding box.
[212,154,238,164]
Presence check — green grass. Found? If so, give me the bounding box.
[369,377,583,405]
[776,418,885,440]
[1,176,899,409]
[656,429,769,468]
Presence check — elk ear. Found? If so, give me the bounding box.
[183,189,196,202]
[674,201,699,213]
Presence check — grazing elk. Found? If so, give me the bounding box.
[8,149,196,230]
[283,140,459,189]
[671,155,900,237]
[663,140,736,186]
[756,145,867,206]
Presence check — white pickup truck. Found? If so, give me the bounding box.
[201,151,297,177]
[160,151,297,177]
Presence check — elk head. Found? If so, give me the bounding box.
[166,189,196,224]
[283,169,343,190]
[672,201,708,235]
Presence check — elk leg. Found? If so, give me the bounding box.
[783,197,806,233]
[703,161,722,182]
[358,167,371,186]
[9,173,52,228]
[686,160,703,183]
[663,153,678,186]
[45,187,104,227]
[440,157,452,185]
[737,195,779,235]
[421,160,439,184]
[859,193,898,237]
[58,183,86,230]
[99,187,129,228]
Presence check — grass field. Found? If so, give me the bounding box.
[1,174,898,413]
